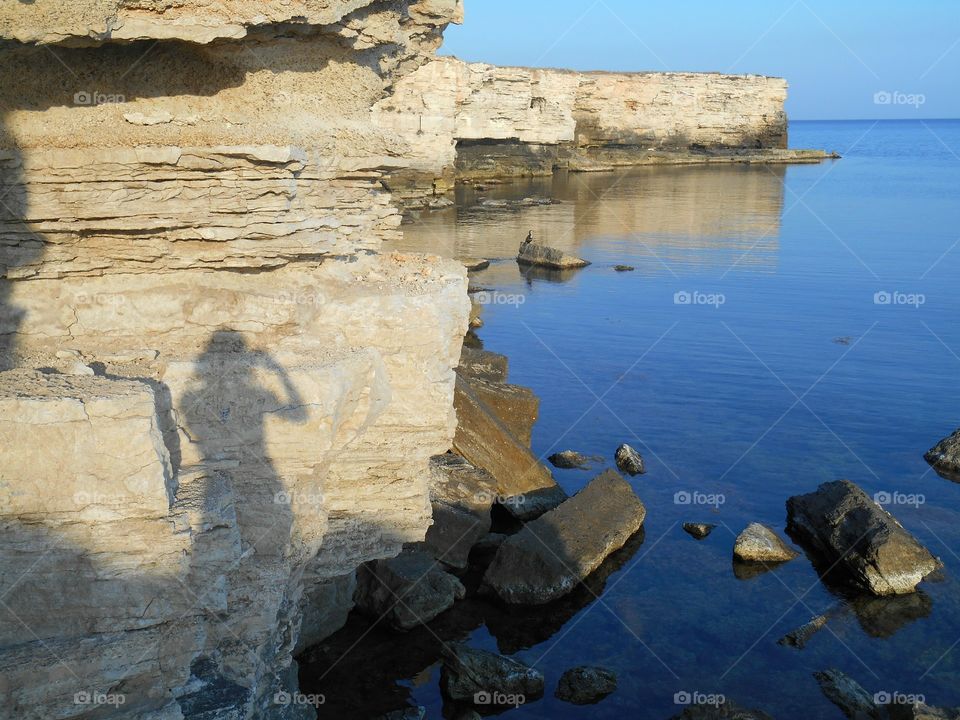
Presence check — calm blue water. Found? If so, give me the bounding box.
[316,120,960,719]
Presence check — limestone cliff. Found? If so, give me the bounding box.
[373,56,827,202]
[0,2,467,719]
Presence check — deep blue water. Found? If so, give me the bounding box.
[351,120,960,719]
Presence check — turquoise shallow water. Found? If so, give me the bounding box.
[305,120,960,719]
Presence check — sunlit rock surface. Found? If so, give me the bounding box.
[0,1,467,718]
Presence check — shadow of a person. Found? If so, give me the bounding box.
[179,330,308,560]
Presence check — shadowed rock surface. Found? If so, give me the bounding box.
[548,450,592,469]
[683,522,717,540]
[555,666,617,705]
[440,645,544,703]
[354,550,466,631]
[815,668,960,719]
[786,480,941,595]
[482,470,646,604]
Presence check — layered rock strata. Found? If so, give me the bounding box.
[372,56,830,202]
[0,2,468,719]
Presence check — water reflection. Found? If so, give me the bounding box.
[395,165,786,276]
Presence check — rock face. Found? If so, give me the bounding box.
[517,241,591,269]
[815,669,960,720]
[548,450,592,469]
[373,56,830,200]
[483,471,646,604]
[440,645,545,704]
[353,550,466,630]
[925,428,960,480]
[555,666,618,705]
[733,523,799,563]
[787,481,941,596]
[0,2,468,718]
[683,522,717,540]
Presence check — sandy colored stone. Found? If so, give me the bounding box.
[517,241,591,269]
[482,471,646,604]
[733,523,799,563]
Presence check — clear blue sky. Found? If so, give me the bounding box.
[440,0,960,120]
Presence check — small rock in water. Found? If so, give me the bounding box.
[440,645,544,704]
[461,258,491,272]
[670,699,774,719]
[733,523,799,563]
[832,336,854,346]
[548,450,591,469]
[614,265,635,272]
[555,666,617,705]
[615,444,646,476]
[517,241,590,269]
[925,428,960,480]
[683,522,716,540]
[778,613,829,649]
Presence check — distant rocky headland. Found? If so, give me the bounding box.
[372,56,834,206]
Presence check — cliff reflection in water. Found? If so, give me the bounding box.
[396,165,786,274]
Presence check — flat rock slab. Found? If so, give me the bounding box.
[461,258,491,272]
[353,551,465,630]
[733,523,799,563]
[452,373,557,497]
[925,428,960,480]
[482,470,646,604]
[458,346,509,384]
[440,645,544,704]
[786,480,941,596]
[466,374,539,448]
[555,666,617,705]
[517,242,590,269]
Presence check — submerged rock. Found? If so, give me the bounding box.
[814,668,960,719]
[614,265,635,272]
[440,645,544,703]
[683,522,717,540]
[670,699,775,720]
[925,428,960,480]
[517,241,591,270]
[461,258,491,272]
[483,470,646,604]
[778,613,830,649]
[555,666,617,705]
[353,550,465,631]
[786,480,940,595]
[548,450,591,469]
[733,523,799,563]
[615,443,646,476]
